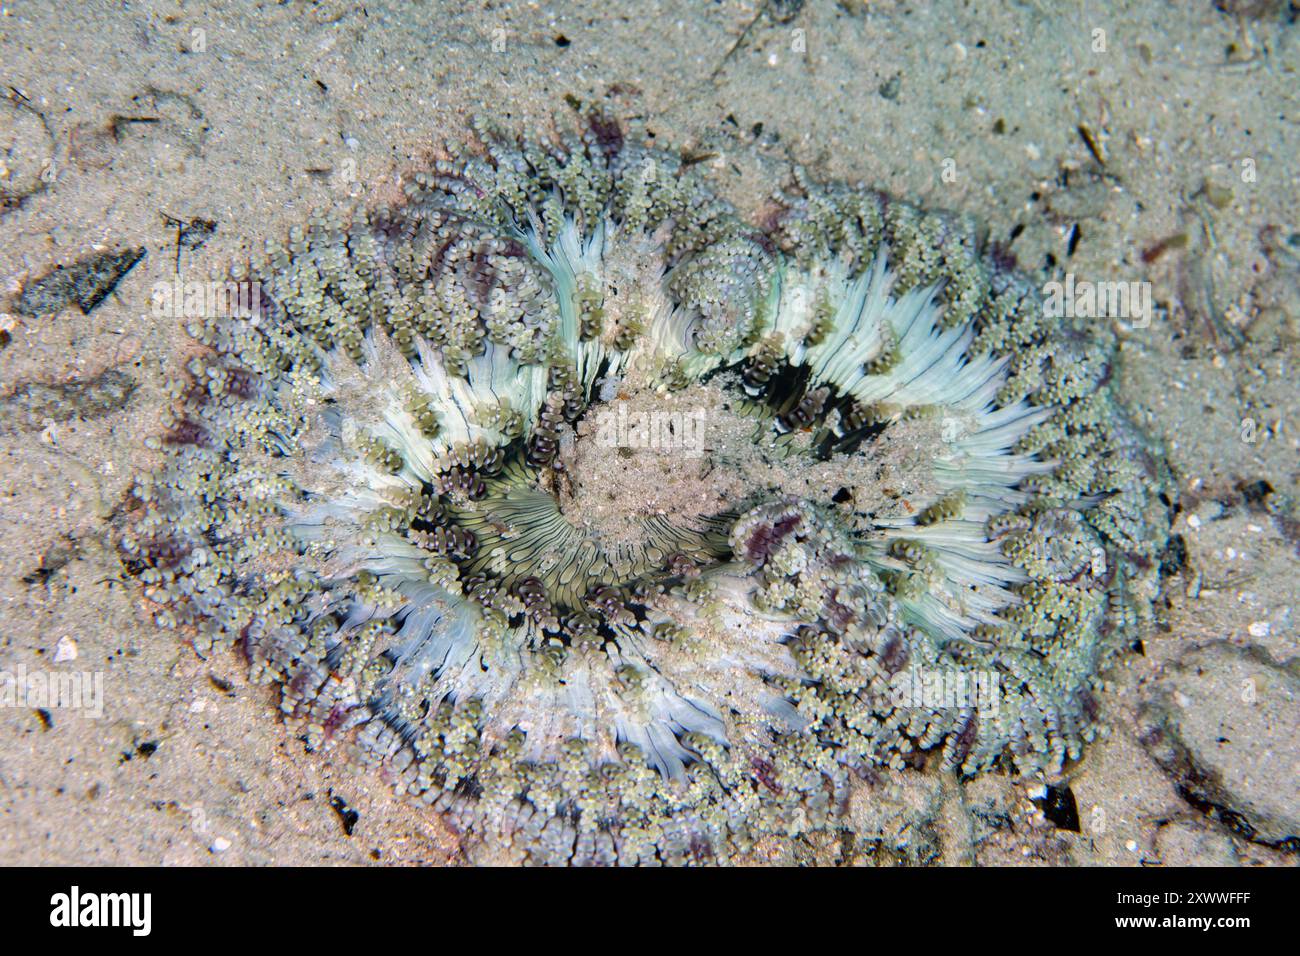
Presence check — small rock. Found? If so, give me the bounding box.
[1138,642,1300,845]
[14,247,146,316]
[0,368,136,433]
[767,0,804,23]
[53,636,77,662]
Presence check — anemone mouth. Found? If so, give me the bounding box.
[125,117,1171,864]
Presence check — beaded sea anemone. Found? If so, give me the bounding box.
[124,118,1170,865]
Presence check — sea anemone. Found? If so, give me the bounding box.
[123,116,1171,865]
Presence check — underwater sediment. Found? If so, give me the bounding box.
[123,116,1172,865]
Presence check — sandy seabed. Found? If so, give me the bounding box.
[0,0,1296,866]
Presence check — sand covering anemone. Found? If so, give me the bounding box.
[123,117,1170,864]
